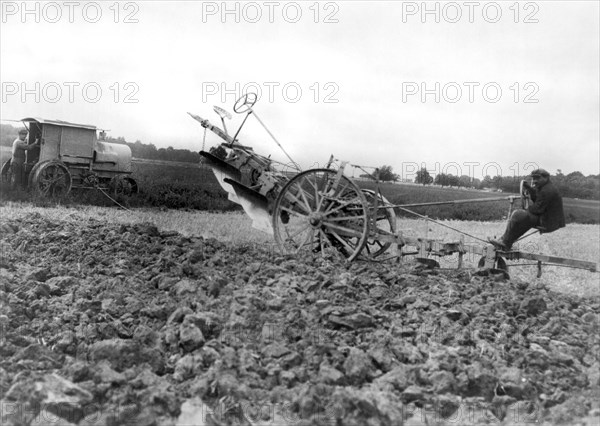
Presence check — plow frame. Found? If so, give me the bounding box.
[190,94,599,278]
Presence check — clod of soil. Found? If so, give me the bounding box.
[1,214,599,425]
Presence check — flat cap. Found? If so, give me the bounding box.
[18,129,28,135]
[530,168,549,177]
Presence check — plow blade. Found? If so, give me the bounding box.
[223,178,273,235]
[200,151,242,203]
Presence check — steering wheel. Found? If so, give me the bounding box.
[233,93,258,114]
[520,180,531,209]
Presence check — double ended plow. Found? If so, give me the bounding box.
[189,94,598,279]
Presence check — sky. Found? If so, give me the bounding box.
[1,1,599,180]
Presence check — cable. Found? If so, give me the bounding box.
[251,111,301,172]
[396,206,489,244]
[96,186,132,212]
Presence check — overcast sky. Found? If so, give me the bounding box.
[1,1,598,179]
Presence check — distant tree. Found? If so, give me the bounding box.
[434,173,459,187]
[567,171,584,178]
[561,171,599,199]
[499,176,520,194]
[1,124,18,147]
[492,175,503,189]
[377,165,398,182]
[458,175,472,188]
[448,175,460,187]
[415,168,433,185]
[434,173,448,187]
[481,175,493,189]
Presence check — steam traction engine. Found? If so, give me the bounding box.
[2,117,137,197]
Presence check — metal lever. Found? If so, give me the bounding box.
[248,107,301,172]
[213,106,232,136]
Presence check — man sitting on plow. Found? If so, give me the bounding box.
[489,168,565,250]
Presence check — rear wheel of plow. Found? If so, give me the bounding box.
[272,169,369,262]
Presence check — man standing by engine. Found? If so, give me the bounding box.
[489,169,565,250]
[11,129,39,189]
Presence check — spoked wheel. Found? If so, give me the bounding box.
[361,189,397,259]
[272,169,369,262]
[110,175,138,196]
[30,160,72,198]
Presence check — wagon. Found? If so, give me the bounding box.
[2,118,138,197]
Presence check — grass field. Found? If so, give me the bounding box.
[1,145,598,222]
[121,163,599,223]
[361,180,600,224]
[0,146,238,211]
[130,160,238,211]
[1,139,598,292]
[1,203,598,299]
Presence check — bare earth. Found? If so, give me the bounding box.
[0,204,599,425]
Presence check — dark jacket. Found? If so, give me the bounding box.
[528,180,565,233]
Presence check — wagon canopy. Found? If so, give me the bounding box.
[20,117,97,130]
[21,117,98,163]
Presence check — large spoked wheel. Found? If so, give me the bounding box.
[361,189,397,259]
[30,160,72,198]
[110,175,138,196]
[272,169,369,262]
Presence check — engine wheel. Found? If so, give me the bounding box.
[30,160,72,198]
[110,175,138,196]
[272,169,369,262]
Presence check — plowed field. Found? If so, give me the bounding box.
[1,212,599,425]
